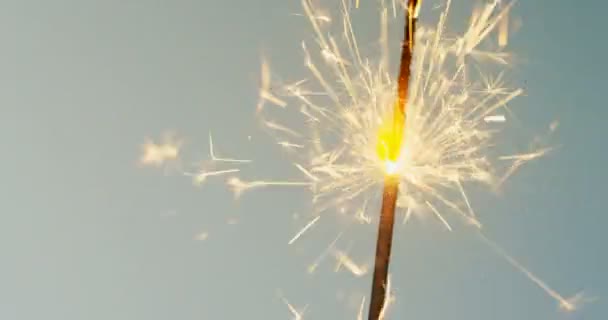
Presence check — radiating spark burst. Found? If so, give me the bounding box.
[249,0,580,313]
[252,0,535,229]
[141,0,583,316]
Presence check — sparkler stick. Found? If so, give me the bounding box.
[368,1,421,319]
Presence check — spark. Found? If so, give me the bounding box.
[193,231,209,241]
[426,201,453,232]
[378,275,394,320]
[289,216,321,245]
[295,164,320,182]
[498,147,553,186]
[402,207,413,225]
[208,133,252,163]
[263,120,303,137]
[357,297,365,320]
[355,203,372,224]
[189,169,240,186]
[559,292,597,312]
[498,4,510,47]
[258,59,287,111]
[227,177,311,199]
[479,233,582,312]
[333,250,368,277]
[308,232,343,274]
[279,294,308,320]
[484,114,506,123]
[183,133,251,185]
[278,141,305,150]
[139,134,181,167]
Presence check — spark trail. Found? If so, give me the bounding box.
[478,233,586,312]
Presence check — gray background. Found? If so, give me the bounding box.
[0,0,606,319]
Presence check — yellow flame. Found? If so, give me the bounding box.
[376,100,406,175]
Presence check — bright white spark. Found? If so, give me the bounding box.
[308,232,343,274]
[182,133,251,185]
[355,204,372,225]
[227,177,311,199]
[479,233,581,311]
[484,114,506,123]
[498,147,553,186]
[333,250,368,277]
[190,169,241,186]
[278,141,305,150]
[280,295,308,320]
[357,296,366,320]
[258,59,287,111]
[289,216,321,245]
[208,133,252,163]
[426,201,453,231]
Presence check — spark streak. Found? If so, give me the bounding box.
[357,297,366,320]
[308,232,343,274]
[189,169,241,186]
[478,233,580,311]
[208,133,252,163]
[280,294,308,320]
[484,114,506,123]
[333,250,368,277]
[227,177,311,198]
[289,216,321,245]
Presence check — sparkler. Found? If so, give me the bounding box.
[251,0,525,232]
[142,0,586,316]
[368,1,420,317]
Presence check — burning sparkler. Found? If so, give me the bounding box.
[368,1,420,317]
[253,0,582,315]
[253,0,524,228]
[142,0,586,317]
